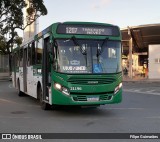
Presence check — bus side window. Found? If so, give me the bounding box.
[36,38,43,64]
[27,44,31,66]
[31,42,35,65]
[19,48,23,67]
[12,53,15,70]
[14,51,19,67]
[16,50,19,67]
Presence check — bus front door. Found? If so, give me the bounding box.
[42,37,50,103]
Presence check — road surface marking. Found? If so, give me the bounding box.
[0,98,39,107]
[0,116,31,119]
[145,116,160,119]
[102,108,144,110]
[0,98,15,103]
[145,90,155,93]
[124,89,160,96]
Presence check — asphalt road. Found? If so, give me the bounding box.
[0,81,160,142]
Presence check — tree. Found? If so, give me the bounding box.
[0,0,47,52]
[0,0,47,71]
[0,35,7,54]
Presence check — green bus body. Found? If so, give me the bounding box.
[12,22,122,109]
[52,72,122,105]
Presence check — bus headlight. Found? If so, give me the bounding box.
[114,83,122,95]
[54,83,70,96]
[54,83,62,90]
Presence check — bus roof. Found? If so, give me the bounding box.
[20,21,121,46]
[35,21,120,39]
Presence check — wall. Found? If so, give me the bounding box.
[0,54,9,79]
[149,45,160,79]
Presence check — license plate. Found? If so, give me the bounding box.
[87,96,99,101]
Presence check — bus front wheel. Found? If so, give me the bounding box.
[37,86,51,110]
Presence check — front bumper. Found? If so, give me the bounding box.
[52,88,122,106]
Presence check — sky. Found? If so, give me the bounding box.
[38,0,160,31]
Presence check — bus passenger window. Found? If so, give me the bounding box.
[17,51,20,67]
[19,49,23,67]
[31,42,35,65]
[36,39,43,64]
[15,52,19,67]
[27,44,31,66]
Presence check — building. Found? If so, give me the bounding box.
[121,24,160,79]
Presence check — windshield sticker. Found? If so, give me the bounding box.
[70,60,80,66]
[63,66,86,71]
[93,64,102,73]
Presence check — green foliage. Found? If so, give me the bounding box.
[0,36,7,54]
[0,0,47,54]
[15,37,23,46]
[0,0,47,73]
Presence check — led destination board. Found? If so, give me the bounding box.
[57,24,120,36]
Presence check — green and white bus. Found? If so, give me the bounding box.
[12,22,122,110]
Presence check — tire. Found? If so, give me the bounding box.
[37,86,51,110]
[17,80,23,96]
[51,104,60,110]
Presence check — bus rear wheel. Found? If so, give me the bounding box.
[37,86,51,110]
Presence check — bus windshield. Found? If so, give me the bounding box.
[55,39,122,74]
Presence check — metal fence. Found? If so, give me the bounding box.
[0,54,9,79]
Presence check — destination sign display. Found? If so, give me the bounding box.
[57,24,119,36]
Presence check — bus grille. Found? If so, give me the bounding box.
[72,94,112,102]
[67,77,115,85]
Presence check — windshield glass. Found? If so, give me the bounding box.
[55,39,122,74]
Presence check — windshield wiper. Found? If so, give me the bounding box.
[71,36,87,55]
[96,38,109,73]
[71,36,88,67]
[97,37,109,57]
